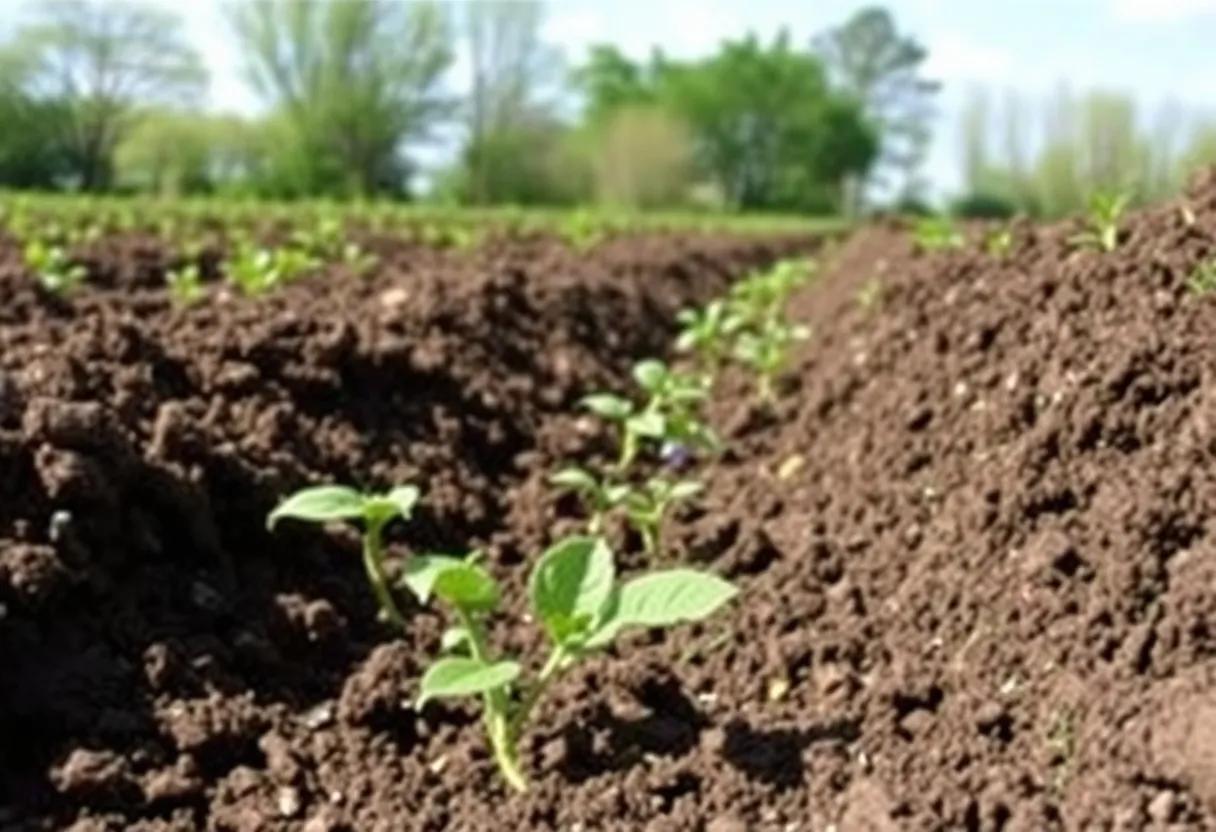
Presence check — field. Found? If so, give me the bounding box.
[1,177,1215,831]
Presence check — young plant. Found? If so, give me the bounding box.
[1186,259,1216,295]
[581,360,716,471]
[549,467,631,534]
[166,263,204,305]
[675,300,741,374]
[225,242,319,296]
[23,238,85,294]
[624,477,703,556]
[1070,190,1130,253]
[912,216,965,252]
[405,535,737,791]
[733,320,811,403]
[268,484,420,628]
[985,225,1015,258]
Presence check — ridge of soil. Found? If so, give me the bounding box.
[3,165,1216,832]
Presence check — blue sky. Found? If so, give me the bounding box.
[10,0,1216,195]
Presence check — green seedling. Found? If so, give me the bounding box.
[268,484,420,628]
[986,226,1015,258]
[582,360,716,471]
[733,320,811,403]
[225,242,319,296]
[728,259,812,327]
[624,477,702,556]
[404,535,737,791]
[549,467,631,534]
[23,238,85,294]
[1070,191,1130,253]
[1186,259,1216,295]
[912,216,965,252]
[675,300,743,374]
[166,263,204,305]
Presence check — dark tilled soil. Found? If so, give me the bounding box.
[2,172,1216,832]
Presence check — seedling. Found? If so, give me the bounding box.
[23,238,86,294]
[985,226,1015,258]
[404,535,737,791]
[675,300,742,374]
[624,477,703,556]
[733,320,811,403]
[1187,259,1216,295]
[912,216,965,252]
[224,242,319,296]
[549,467,632,533]
[268,484,420,628]
[581,360,716,471]
[166,263,204,305]
[1070,191,1130,253]
[728,259,812,327]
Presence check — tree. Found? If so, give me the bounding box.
[228,0,454,196]
[814,6,938,209]
[463,1,564,203]
[4,1,206,191]
[658,32,877,211]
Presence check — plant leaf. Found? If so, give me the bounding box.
[632,359,668,391]
[432,563,500,611]
[363,484,420,525]
[529,536,615,645]
[628,411,667,438]
[267,485,366,529]
[440,626,471,652]
[587,570,737,648]
[581,394,633,421]
[549,467,597,493]
[416,658,520,707]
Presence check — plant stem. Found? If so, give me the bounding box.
[457,608,531,792]
[362,517,406,629]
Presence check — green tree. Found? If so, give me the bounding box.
[0,55,72,188]
[228,0,454,196]
[814,6,939,209]
[4,0,206,190]
[659,32,877,211]
[462,1,565,204]
[592,105,694,208]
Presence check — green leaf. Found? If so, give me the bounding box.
[440,626,471,652]
[363,484,420,525]
[402,555,498,611]
[432,564,499,611]
[628,411,667,439]
[417,658,521,707]
[549,467,597,493]
[581,394,633,421]
[669,481,704,502]
[267,485,366,530]
[587,570,737,648]
[529,536,616,646]
[401,554,466,603]
[633,359,668,392]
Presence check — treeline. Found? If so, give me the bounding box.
[0,1,937,213]
[955,87,1216,218]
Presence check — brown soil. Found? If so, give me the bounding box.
[2,170,1216,832]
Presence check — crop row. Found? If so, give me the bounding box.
[265,256,815,791]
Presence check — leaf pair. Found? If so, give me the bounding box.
[267,484,420,530]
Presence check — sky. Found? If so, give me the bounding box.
[8,0,1216,196]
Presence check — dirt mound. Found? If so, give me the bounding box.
[0,231,814,830]
[2,171,1215,831]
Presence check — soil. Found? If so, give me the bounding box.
[1,170,1215,832]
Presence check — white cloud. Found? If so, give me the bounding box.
[1111,0,1216,22]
